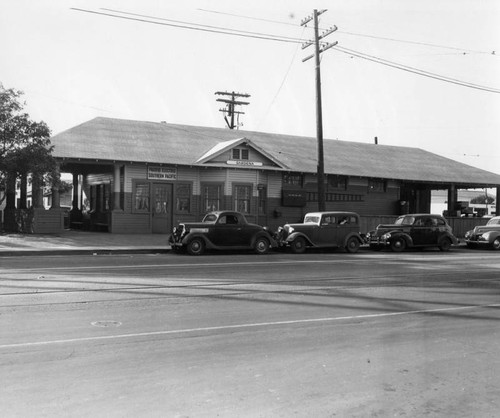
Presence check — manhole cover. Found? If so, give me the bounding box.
[91,320,122,328]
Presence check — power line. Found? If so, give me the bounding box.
[71,7,500,94]
[197,8,495,55]
[334,45,500,93]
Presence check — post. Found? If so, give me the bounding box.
[313,9,326,211]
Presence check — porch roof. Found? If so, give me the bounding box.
[51,117,500,187]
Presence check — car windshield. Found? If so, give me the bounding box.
[395,215,415,225]
[487,217,500,226]
[202,214,218,223]
[304,216,320,224]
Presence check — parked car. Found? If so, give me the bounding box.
[367,214,458,252]
[275,211,364,254]
[464,216,500,250]
[169,211,277,255]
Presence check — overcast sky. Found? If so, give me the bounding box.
[2,0,499,175]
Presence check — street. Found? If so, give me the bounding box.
[1,249,499,417]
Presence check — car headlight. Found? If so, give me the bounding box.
[479,232,491,241]
[464,231,471,239]
[286,226,294,234]
[382,233,391,240]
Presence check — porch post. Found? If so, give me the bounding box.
[496,186,500,216]
[447,184,457,216]
[71,173,80,211]
[3,174,17,232]
[31,173,44,209]
[113,164,122,211]
[50,166,61,209]
[19,174,27,209]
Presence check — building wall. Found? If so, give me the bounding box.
[81,162,407,233]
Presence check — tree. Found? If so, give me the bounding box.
[470,193,495,205]
[0,82,56,205]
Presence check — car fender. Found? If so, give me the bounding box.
[388,231,414,247]
[251,231,278,248]
[182,233,216,250]
[285,231,314,247]
[438,232,458,245]
[342,232,364,247]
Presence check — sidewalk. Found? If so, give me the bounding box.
[0,230,170,256]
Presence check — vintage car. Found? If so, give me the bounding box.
[367,213,458,252]
[275,211,364,254]
[169,211,277,255]
[464,216,500,250]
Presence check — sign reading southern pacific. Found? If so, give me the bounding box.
[148,166,177,180]
[226,160,263,167]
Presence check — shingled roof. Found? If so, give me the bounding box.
[51,117,500,187]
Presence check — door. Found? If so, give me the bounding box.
[152,183,173,234]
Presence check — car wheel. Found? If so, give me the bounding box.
[345,237,360,253]
[187,238,205,255]
[254,237,270,255]
[390,237,406,252]
[439,237,452,252]
[290,237,307,254]
[492,237,500,251]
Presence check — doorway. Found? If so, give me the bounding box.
[151,183,173,233]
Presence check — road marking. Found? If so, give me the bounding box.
[1,303,499,350]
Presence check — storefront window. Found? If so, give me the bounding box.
[203,184,222,212]
[234,185,251,213]
[175,184,191,213]
[283,173,303,187]
[134,182,150,212]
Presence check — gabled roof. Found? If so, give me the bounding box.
[194,136,288,168]
[51,117,500,187]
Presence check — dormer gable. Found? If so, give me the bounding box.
[195,137,287,169]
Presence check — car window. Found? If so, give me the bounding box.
[396,216,415,225]
[338,216,348,225]
[321,215,335,225]
[304,216,319,224]
[487,217,500,226]
[203,214,217,223]
[218,215,238,225]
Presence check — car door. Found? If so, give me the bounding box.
[411,216,438,245]
[316,214,338,245]
[211,214,245,246]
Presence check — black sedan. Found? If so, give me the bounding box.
[169,211,277,255]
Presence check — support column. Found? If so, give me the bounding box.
[447,184,457,216]
[3,174,17,232]
[496,186,500,216]
[112,164,122,211]
[50,166,61,209]
[71,173,80,211]
[31,173,44,209]
[19,174,27,209]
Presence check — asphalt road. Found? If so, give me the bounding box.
[1,249,499,417]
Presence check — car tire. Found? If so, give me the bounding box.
[390,237,406,252]
[439,237,452,252]
[290,237,307,254]
[254,237,270,255]
[492,237,500,251]
[187,238,205,255]
[345,237,360,253]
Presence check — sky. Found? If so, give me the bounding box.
[2,0,500,175]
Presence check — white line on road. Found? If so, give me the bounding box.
[1,303,499,350]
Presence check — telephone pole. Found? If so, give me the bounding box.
[301,10,337,211]
[215,91,250,129]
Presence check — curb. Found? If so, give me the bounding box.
[0,248,170,257]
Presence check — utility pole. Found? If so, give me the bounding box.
[301,10,337,211]
[215,91,250,129]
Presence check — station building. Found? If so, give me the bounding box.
[35,117,500,234]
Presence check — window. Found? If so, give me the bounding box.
[283,173,303,186]
[328,175,347,190]
[134,182,150,212]
[369,179,386,193]
[232,148,249,160]
[175,183,191,213]
[203,184,222,212]
[258,186,267,214]
[234,185,251,213]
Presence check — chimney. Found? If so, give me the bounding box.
[374,136,378,145]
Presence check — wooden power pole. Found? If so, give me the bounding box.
[215,91,250,129]
[301,10,337,211]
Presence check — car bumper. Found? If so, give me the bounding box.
[465,239,491,248]
[369,238,389,249]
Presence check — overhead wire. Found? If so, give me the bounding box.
[71,7,500,94]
